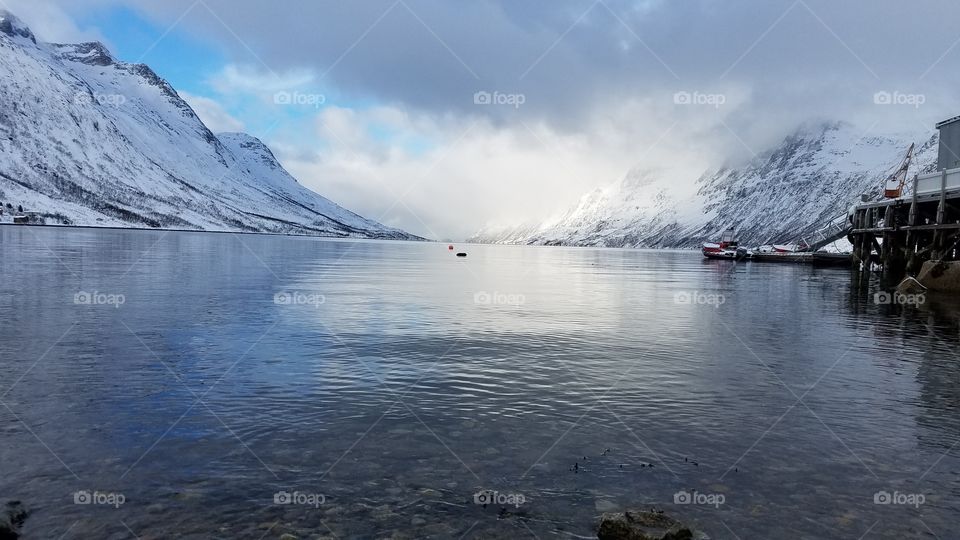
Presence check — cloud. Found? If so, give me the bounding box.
[178,91,245,133]
[83,0,960,123]
[273,98,712,240]
[208,64,317,97]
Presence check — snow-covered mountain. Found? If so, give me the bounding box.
[471,122,939,248]
[0,10,416,239]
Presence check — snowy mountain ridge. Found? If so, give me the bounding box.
[0,10,416,239]
[0,10,34,44]
[471,122,939,248]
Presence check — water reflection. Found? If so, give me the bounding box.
[0,228,957,539]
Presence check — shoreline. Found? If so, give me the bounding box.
[0,221,429,243]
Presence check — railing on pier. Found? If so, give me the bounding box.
[801,214,851,252]
[916,167,960,196]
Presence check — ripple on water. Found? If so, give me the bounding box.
[0,231,958,539]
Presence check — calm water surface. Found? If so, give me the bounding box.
[1,226,959,539]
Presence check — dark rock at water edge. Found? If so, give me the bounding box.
[0,501,27,540]
[917,260,960,291]
[597,509,694,540]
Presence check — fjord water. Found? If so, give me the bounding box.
[1,227,958,539]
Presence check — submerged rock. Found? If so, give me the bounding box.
[917,260,960,291]
[597,509,694,540]
[595,499,620,513]
[896,276,927,295]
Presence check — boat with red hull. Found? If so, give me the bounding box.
[702,229,747,259]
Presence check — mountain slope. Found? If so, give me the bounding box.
[471,123,938,248]
[0,10,415,239]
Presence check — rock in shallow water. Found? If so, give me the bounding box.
[597,509,694,540]
[595,499,620,513]
[1,501,27,540]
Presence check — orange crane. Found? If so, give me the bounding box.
[883,143,915,198]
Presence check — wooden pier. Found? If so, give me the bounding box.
[849,167,960,282]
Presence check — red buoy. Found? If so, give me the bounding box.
[448,245,454,250]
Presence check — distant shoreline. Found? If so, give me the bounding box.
[0,222,429,242]
[463,238,699,251]
[0,223,704,250]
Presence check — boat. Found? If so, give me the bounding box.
[702,229,747,259]
[702,242,739,259]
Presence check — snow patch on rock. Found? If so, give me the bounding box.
[0,10,35,44]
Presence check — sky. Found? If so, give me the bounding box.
[5,0,960,239]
